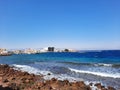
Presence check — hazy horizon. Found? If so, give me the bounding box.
[0,0,120,50]
[2,47,120,51]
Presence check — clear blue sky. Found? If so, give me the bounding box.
[0,0,120,50]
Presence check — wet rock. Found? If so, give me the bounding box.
[108,86,116,90]
[22,72,29,76]
[74,81,85,87]
[63,80,69,85]
[47,73,51,75]
[95,83,102,89]
[51,78,57,81]
[89,83,93,86]
[86,85,91,90]
[51,78,57,82]
[30,74,35,77]
[0,64,9,68]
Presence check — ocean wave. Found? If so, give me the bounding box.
[60,61,120,67]
[69,68,120,78]
[94,63,112,67]
[95,63,120,68]
[59,62,93,66]
[112,64,120,68]
[12,64,120,79]
[12,64,83,82]
[12,64,51,75]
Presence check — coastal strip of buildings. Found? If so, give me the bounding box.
[0,47,77,55]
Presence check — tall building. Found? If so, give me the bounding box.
[48,47,54,52]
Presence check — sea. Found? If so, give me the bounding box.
[0,50,120,89]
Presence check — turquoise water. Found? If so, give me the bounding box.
[0,50,120,89]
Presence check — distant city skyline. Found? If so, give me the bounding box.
[0,0,120,50]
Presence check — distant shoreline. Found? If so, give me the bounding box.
[0,53,12,56]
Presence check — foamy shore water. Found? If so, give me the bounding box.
[12,64,120,90]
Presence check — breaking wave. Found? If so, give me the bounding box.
[60,61,120,67]
[12,64,51,75]
[69,68,120,78]
[12,64,83,82]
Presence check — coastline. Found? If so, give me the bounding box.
[0,64,116,90]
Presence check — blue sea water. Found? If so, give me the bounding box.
[0,50,120,89]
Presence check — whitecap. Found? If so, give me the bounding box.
[12,64,51,75]
[12,64,83,82]
[69,68,120,78]
[94,63,112,67]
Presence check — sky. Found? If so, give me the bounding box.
[0,0,120,50]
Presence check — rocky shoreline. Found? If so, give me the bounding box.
[0,64,116,90]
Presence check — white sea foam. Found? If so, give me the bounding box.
[69,68,120,78]
[12,64,83,82]
[12,64,52,76]
[102,64,112,67]
[43,73,83,82]
[94,63,112,67]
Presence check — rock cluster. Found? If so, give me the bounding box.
[0,64,116,90]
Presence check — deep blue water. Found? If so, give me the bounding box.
[0,50,120,64]
[0,50,120,89]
